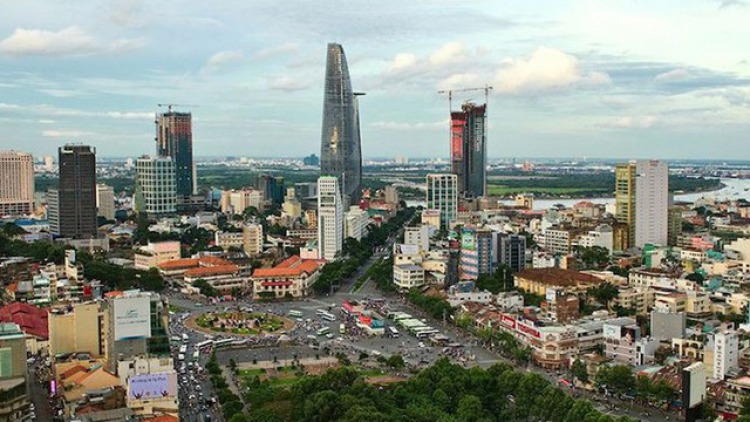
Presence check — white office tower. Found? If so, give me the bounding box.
[135,156,177,216]
[318,176,343,261]
[426,174,458,230]
[712,330,738,380]
[345,205,368,241]
[634,160,668,248]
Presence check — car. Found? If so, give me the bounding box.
[326,333,334,339]
[418,342,425,348]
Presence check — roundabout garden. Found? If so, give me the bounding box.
[192,311,293,335]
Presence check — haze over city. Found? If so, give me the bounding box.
[1,0,749,159]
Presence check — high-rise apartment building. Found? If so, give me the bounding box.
[426,174,458,230]
[634,160,669,248]
[156,111,195,196]
[497,233,526,272]
[450,102,487,197]
[243,223,264,256]
[320,43,362,206]
[135,156,176,217]
[317,176,343,261]
[615,160,668,249]
[0,151,34,217]
[712,330,738,380]
[460,228,493,280]
[220,189,263,215]
[49,145,97,238]
[96,184,115,220]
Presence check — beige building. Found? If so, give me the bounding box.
[96,183,116,220]
[243,223,264,256]
[0,323,30,422]
[612,286,655,315]
[49,302,106,358]
[0,151,34,217]
[214,231,244,251]
[220,189,263,215]
[134,241,181,271]
[251,256,321,299]
[514,268,604,297]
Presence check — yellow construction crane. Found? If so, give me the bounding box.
[437,85,493,112]
[157,103,200,113]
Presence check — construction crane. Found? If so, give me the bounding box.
[157,103,200,113]
[437,85,493,112]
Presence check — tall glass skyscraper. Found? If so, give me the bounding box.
[156,111,195,197]
[320,43,362,205]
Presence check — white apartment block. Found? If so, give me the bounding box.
[345,205,369,241]
[0,150,34,216]
[577,224,614,254]
[426,174,457,229]
[215,231,244,250]
[393,264,425,290]
[404,224,430,252]
[712,330,739,380]
[318,176,343,261]
[634,160,668,248]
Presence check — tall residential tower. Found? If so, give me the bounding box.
[615,160,668,250]
[0,151,34,217]
[320,43,362,206]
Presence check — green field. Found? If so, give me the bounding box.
[487,185,609,197]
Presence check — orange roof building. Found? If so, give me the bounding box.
[252,255,323,300]
[514,267,605,297]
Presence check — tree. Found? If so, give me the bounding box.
[653,346,673,365]
[193,278,217,297]
[386,354,405,370]
[587,283,619,307]
[686,272,705,283]
[571,359,588,384]
[457,395,485,422]
[596,365,635,395]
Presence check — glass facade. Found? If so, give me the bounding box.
[135,156,177,216]
[156,112,195,196]
[320,43,362,205]
[450,103,487,198]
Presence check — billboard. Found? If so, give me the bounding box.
[113,295,151,341]
[620,326,640,343]
[451,116,465,161]
[461,229,476,251]
[128,373,177,401]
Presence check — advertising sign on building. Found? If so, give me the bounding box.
[128,373,177,400]
[461,229,476,251]
[113,295,151,341]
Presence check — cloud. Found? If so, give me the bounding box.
[37,89,84,98]
[712,0,746,9]
[654,68,691,83]
[201,50,244,74]
[42,129,92,138]
[387,53,418,73]
[429,42,469,66]
[0,26,142,57]
[495,47,611,95]
[253,42,298,60]
[596,115,659,129]
[0,102,152,119]
[267,76,311,91]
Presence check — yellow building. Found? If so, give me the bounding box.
[514,268,604,297]
[49,302,106,358]
[615,163,636,251]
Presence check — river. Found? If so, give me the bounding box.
[405,178,750,211]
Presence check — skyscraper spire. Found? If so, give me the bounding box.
[320,43,362,205]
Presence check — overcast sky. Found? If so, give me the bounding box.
[1,0,749,160]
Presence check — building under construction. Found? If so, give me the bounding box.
[450,102,487,198]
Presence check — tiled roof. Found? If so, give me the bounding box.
[158,258,199,270]
[184,264,239,277]
[252,255,321,278]
[515,268,603,286]
[0,302,49,339]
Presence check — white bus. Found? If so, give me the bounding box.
[316,327,331,336]
[415,329,439,339]
[316,309,327,316]
[214,338,233,349]
[177,353,185,361]
[182,333,189,342]
[192,350,200,360]
[196,340,213,350]
[178,345,188,354]
[388,326,399,338]
[320,312,336,321]
[289,310,303,318]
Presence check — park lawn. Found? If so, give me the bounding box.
[487,185,609,196]
[266,376,301,388]
[239,368,266,377]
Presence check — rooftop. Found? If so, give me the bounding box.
[515,268,603,286]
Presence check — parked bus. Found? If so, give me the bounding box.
[316,327,331,336]
[182,333,189,342]
[388,326,400,338]
[289,310,303,318]
[214,338,233,349]
[320,312,336,321]
[192,350,200,360]
[316,309,327,316]
[196,340,213,350]
[177,354,185,361]
[178,345,188,354]
[416,329,439,339]
[170,336,181,343]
